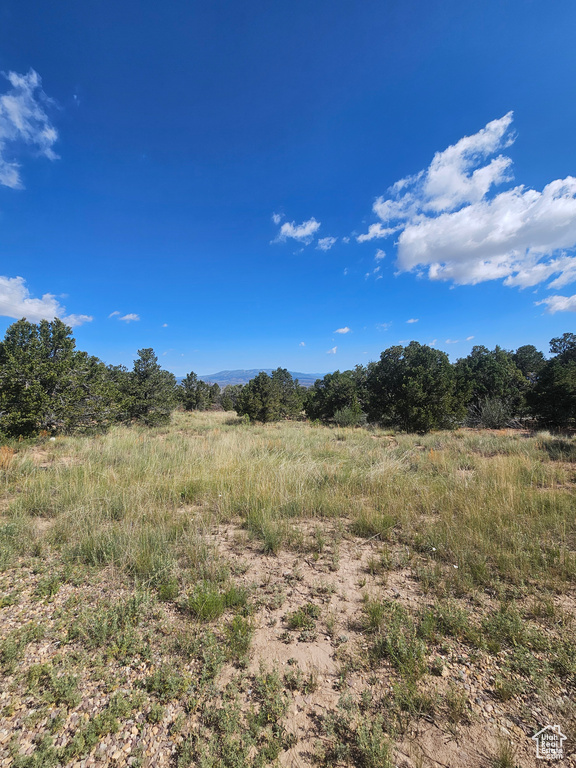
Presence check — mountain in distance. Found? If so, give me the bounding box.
[197,369,329,388]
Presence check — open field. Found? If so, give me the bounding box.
[1,411,576,767]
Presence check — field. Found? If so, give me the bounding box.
[1,411,576,767]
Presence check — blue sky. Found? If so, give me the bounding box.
[1,0,575,376]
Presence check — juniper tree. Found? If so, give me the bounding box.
[366,342,460,432]
[128,348,177,426]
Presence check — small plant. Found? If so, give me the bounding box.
[350,511,395,540]
[67,594,148,661]
[445,683,469,725]
[0,445,15,470]
[144,665,190,702]
[27,664,81,708]
[224,614,253,662]
[418,600,476,644]
[34,574,62,600]
[1,622,45,673]
[185,580,249,621]
[146,702,165,724]
[366,549,392,575]
[157,577,179,601]
[284,666,318,693]
[10,734,59,768]
[491,738,518,768]
[366,601,426,680]
[285,602,320,631]
[493,674,525,701]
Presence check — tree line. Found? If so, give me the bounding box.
[0,317,575,437]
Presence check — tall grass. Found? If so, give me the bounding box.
[1,411,575,593]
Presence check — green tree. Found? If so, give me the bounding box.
[236,371,280,422]
[454,345,526,420]
[366,342,460,432]
[512,344,545,379]
[221,384,243,411]
[270,368,303,418]
[305,369,366,424]
[235,369,303,422]
[179,374,221,411]
[529,334,576,427]
[128,348,177,426]
[550,332,576,361]
[0,318,119,436]
[0,319,48,436]
[57,351,121,432]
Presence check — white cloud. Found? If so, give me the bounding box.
[359,112,576,297]
[108,311,120,318]
[365,266,381,279]
[406,318,418,324]
[0,275,91,326]
[327,346,337,354]
[299,341,306,347]
[162,323,168,327]
[343,268,349,276]
[466,335,475,341]
[64,313,93,328]
[357,222,398,242]
[317,236,337,251]
[374,249,386,261]
[445,339,459,344]
[376,322,391,331]
[118,313,140,323]
[274,217,321,245]
[0,69,59,189]
[536,294,576,313]
[342,236,350,244]
[334,327,351,334]
[272,212,283,225]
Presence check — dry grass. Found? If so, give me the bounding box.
[1,411,576,766]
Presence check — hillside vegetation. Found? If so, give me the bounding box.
[1,411,576,766]
[1,319,576,439]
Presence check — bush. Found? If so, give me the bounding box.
[467,398,512,429]
[333,405,366,427]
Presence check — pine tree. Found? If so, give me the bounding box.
[128,348,177,426]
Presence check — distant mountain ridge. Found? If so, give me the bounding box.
[197,369,328,388]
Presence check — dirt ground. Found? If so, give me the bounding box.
[2,517,574,767]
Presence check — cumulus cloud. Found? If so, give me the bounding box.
[273,217,321,245]
[317,236,337,251]
[356,222,398,243]
[118,313,140,323]
[272,212,283,225]
[0,69,59,189]
[0,275,91,326]
[365,265,382,279]
[327,346,337,354]
[299,341,306,347]
[536,294,576,313]
[358,112,576,297]
[374,249,386,261]
[64,314,93,328]
[334,327,351,334]
[406,318,418,324]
